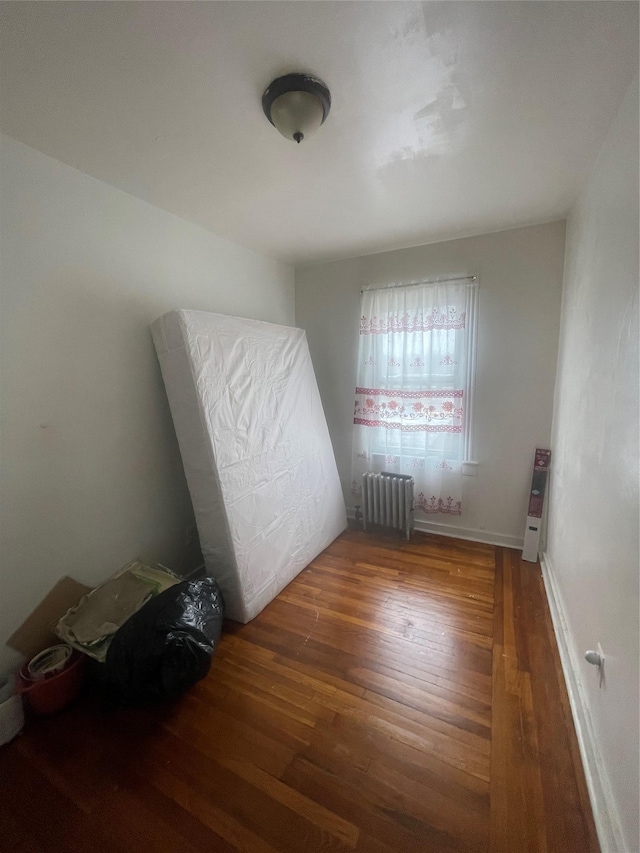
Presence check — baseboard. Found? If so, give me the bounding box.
[540,551,627,853]
[345,507,523,550]
[413,519,523,549]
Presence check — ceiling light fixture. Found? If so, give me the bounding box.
[262,73,331,144]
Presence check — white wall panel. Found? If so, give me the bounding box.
[0,136,294,669]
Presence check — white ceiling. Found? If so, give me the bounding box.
[1,2,637,265]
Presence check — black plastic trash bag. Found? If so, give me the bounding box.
[103,577,224,707]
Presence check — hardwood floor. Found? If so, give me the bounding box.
[1,528,599,852]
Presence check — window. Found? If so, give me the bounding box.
[351,276,478,516]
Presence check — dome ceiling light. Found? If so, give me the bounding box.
[262,73,331,144]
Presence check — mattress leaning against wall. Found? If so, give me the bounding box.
[151,309,347,622]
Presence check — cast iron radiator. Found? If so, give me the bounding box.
[361,472,414,541]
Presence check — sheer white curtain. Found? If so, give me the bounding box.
[351,279,473,517]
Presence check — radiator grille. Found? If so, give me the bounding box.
[361,472,414,540]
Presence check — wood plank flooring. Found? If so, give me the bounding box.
[0,528,599,852]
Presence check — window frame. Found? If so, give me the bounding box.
[360,278,478,466]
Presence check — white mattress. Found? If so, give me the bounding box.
[151,309,347,622]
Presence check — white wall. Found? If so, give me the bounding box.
[296,221,566,547]
[0,135,294,670]
[544,77,639,852]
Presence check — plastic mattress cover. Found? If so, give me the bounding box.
[151,310,347,622]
